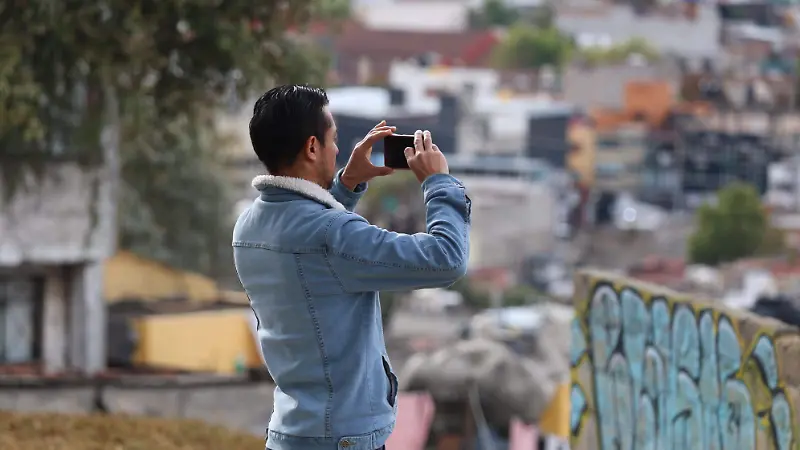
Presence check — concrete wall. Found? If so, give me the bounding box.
[460,175,555,270]
[0,163,114,374]
[0,163,115,266]
[570,271,800,450]
[0,378,274,435]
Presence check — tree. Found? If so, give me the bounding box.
[577,37,660,68]
[0,1,331,276]
[688,183,784,266]
[492,23,573,71]
[469,0,521,29]
[313,0,351,23]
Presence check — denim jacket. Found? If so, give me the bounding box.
[233,168,470,450]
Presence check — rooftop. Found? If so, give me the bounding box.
[316,21,501,71]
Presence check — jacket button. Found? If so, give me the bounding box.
[340,440,351,448]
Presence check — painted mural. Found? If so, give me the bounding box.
[570,278,800,450]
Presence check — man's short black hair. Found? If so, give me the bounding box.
[249,85,330,174]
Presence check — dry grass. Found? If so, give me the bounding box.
[0,411,264,450]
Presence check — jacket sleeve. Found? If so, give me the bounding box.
[328,168,366,212]
[324,174,471,292]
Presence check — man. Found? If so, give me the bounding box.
[233,85,471,450]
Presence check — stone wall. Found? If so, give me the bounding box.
[570,270,800,450]
[0,377,274,435]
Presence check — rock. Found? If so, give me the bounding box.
[399,338,556,427]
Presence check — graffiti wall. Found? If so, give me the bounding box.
[570,271,800,450]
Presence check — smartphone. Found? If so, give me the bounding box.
[383,134,414,169]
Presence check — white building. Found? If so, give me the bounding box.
[766,157,800,212]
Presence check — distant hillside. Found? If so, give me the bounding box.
[0,411,262,450]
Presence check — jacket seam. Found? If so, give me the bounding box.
[294,254,334,437]
[325,212,465,272]
[365,304,375,429]
[422,185,451,203]
[323,252,347,292]
[325,209,467,271]
[233,241,324,254]
[331,250,465,272]
[331,182,365,205]
[267,422,394,441]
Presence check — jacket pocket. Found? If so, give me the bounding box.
[381,355,398,407]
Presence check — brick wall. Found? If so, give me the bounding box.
[570,270,800,450]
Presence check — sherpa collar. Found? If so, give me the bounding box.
[252,175,346,210]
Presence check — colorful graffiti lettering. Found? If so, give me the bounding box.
[570,280,798,450]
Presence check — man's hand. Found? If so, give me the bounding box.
[404,130,449,183]
[341,120,396,190]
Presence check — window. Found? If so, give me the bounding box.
[0,277,43,364]
[597,136,621,150]
[596,162,625,178]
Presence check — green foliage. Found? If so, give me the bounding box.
[469,0,556,30]
[359,170,420,217]
[469,0,521,29]
[0,1,332,275]
[117,105,235,275]
[312,0,351,23]
[448,277,491,309]
[688,182,784,266]
[0,1,322,162]
[577,38,660,67]
[379,291,401,328]
[447,277,543,310]
[528,5,556,29]
[492,24,573,70]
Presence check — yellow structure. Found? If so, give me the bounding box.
[132,309,263,374]
[103,251,222,304]
[538,382,571,439]
[567,122,597,188]
[104,251,255,374]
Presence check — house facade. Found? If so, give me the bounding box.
[0,162,114,374]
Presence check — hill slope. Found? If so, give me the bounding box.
[0,411,263,450]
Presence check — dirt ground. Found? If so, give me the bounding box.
[0,411,263,450]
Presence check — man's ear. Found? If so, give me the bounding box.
[303,135,318,162]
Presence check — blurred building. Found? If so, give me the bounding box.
[447,155,558,270]
[562,62,681,111]
[0,163,114,374]
[313,21,501,85]
[641,125,784,209]
[593,123,648,192]
[326,85,460,166]
[766,156,800,212]
[555,3,721,57]
[388,61,571,155]
[352,1,472,32]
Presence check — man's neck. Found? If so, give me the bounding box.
[275,168,324,189]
